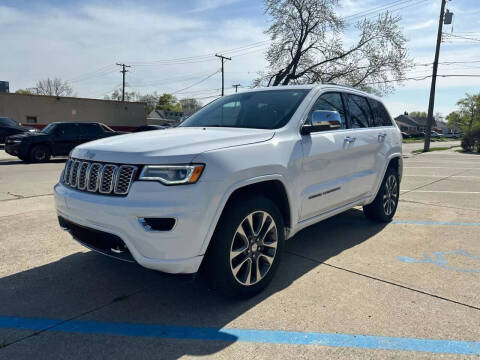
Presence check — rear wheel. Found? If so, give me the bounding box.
[29,145,51,162]
[203,196,285,298]
[363,167,399,222]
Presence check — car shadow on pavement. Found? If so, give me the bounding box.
[0,208,388,359]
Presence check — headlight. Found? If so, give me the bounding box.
[139,164,204,185]
[12,139,22,143]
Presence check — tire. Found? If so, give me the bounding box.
[29,145,51,163]
[363,167,399,222]
[203,196,285,299]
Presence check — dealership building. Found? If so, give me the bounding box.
[0,93,147,131]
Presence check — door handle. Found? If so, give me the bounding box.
[378,133,387,141]
[344,136,356,143]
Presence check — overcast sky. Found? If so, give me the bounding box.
[1,0,479,117]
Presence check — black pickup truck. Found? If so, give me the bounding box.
[5,122,121,162]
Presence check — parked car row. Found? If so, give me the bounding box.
[401,131,454,139]
[2,120,171,162]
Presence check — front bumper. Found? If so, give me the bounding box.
[54,179,223,274]
[4,143,21,156]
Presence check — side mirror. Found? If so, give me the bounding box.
[301,110,342,135]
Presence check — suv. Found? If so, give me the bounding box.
[0,117,37,144]
[55,85,402,298]
[5,122,119,162]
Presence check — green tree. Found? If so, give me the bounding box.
[156,93,182,112]
[15,89,34,94]
[456,93,480,131]
[409,111,427,119]
[446,111,467,131]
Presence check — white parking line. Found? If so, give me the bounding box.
[404,167,479,170]
[400,190,480,194]
[403,175,480,179]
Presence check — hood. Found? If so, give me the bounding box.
[8,132,45,140]
[72,127,275,164]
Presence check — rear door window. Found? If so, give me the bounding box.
[80,123,103,137]
[56,123,79,138]
[368,99,393,126]
[345,94,373,128]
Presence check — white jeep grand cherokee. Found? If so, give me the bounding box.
[55,84,402,298]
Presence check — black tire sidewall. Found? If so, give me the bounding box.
[30,145,50,162]
[205,196,285,298]
[366,167,400,222]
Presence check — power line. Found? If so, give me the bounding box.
[171,70,220,95]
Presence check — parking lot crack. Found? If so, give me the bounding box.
[286,250,480,312]
[400,169,471,196]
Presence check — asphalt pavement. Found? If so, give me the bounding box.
[1,140,480,359]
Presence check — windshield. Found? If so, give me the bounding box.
[41,123,57,134]
[0,117,18,127]
[180,89,310,129]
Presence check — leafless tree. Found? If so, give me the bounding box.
[255,0,412,95]
[179,98,202,116]
[34,78,73,96]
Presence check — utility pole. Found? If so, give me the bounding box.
[116,63,131,102]
[232,84,241,93]
[424,0,447,152]
[215,54,231,96]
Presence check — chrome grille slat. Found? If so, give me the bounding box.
[87,163,102,192]
[62,158,135,196]
[63,159,73,184]
[114,165,138,195]
[77,162,90,190]
[69,160,81,187]
[99,165,117,194]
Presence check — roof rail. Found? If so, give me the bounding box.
[323,82,359,91]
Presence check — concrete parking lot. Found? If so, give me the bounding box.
[1,141,479,359]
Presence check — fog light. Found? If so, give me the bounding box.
[138,217,176,232]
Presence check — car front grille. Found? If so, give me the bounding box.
[63,158,138,196]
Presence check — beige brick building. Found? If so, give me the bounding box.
[0,93,147,131]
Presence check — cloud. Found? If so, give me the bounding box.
[406,19,434,31]
[188,0,242,13]
[0,2,267,101]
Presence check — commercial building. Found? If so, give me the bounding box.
[0,92,147,131]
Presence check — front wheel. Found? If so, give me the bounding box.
[29,145,51,162]
[363,167,399,222]
[203,196,285,298]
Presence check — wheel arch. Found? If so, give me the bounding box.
[199,175,293,257]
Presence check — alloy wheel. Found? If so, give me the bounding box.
[229,211,278,286]
[383,174,398,216]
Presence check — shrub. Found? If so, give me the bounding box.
[461,127,480,152]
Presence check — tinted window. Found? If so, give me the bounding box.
[180,90,310,129]
[56,123,78,137]
[345,94,373,128]
[368,99,392,126]
[308,92,346,129]
[80,123,103,136]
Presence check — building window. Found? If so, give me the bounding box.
[26,116,37,124]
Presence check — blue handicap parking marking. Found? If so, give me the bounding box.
[398,250,480,273]
[0,315,480,355]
